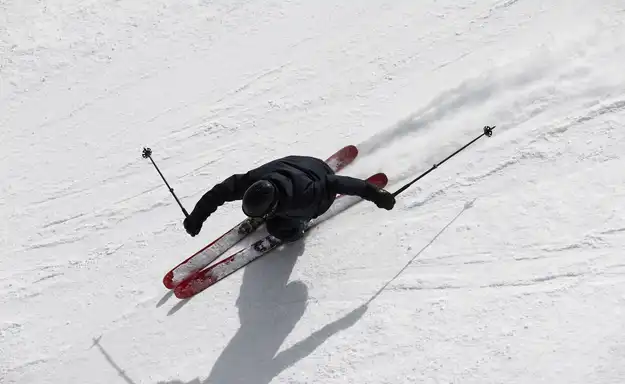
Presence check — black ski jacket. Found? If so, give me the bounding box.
[189,155,378,222]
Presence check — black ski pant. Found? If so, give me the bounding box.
[266,216,308,242]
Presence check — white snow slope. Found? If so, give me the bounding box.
[2,0,625,383]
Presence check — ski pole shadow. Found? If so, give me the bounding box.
[366,199,475,304]
[91,336,137,384]
[93,335,203,384]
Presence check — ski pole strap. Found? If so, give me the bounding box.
[392,126,496,197]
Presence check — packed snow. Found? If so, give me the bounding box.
[2,0,625,383]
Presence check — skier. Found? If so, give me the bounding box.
[183,155,395,242]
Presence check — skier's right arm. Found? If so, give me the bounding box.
[183,172,255,236]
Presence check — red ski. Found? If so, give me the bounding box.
[174,173,388,299]
[163,145,359,289]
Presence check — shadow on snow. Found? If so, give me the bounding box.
[95,238,367,384]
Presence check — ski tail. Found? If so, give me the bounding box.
[326,145,358,173]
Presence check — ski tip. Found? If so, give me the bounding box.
[163,273,175,289]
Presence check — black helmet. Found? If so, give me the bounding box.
[242,180,278,218]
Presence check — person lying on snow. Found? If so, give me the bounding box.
[183,155,395,242]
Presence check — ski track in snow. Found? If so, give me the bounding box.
[3,0,625,383]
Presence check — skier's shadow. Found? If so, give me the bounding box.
[202,241,307,382]
[97,238,367,384]
[202,239,367,384]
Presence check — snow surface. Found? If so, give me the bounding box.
[2,0,625,383]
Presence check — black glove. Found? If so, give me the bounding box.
[183,213,204,237]
[370,187,395,210]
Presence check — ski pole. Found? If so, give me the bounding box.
[142,147,189,218]
[392,126,495,197]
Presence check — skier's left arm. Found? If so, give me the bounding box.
[326,174,395,210]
